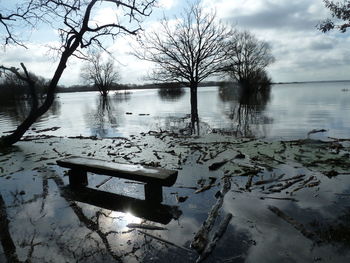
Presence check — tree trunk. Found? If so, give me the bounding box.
[0,39,80,147]
[190,83,199,134]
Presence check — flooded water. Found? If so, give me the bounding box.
[1,81,350,140]
[1,82,350,262]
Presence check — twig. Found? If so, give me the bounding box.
[138,230,193,253]
[127,224,167,230]
[254,174,285,186]
[260,196,298,202]
[95,176,113,188]
[195,183,216,194]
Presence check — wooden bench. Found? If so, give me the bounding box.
[56,156,178,203]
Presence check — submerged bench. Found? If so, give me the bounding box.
[56,156,178,203]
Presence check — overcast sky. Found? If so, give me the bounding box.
[1,0,349,86]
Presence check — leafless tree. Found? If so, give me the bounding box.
[225,30,275,88]
[0,0,156,147]
[81,52,121,97]
[318,0,350,33]
[0,0,41,47]
[133,1,231,124]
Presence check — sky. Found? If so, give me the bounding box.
[1,0,349,86]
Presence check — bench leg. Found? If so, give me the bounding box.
[68,169,88,188]
[144,183,163,203]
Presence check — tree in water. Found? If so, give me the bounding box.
[0,0,156,147]
[318,0,350,33]
[225,30,275,90]
[133,1,231,129]
[81,52,121,97]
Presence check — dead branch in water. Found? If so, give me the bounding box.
[196,213,233,263]
[191,177,231,253]
[254,174,285,186]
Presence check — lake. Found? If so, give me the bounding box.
[1,81,350,140]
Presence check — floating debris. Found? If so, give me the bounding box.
[127,223,167,230]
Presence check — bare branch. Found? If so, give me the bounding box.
[133,2,231,88]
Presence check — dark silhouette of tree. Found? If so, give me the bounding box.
[0,0,156,147]
[0,70,48,99]
[318,0,350,33]
[133,1,231,126]
[225,30,275,89]
[81,52,121,97]
[0,0,41,47]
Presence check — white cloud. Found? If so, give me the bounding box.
[158,0,176,10]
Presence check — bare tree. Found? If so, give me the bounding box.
[225,30,275,88]
[0,0,156,147]
[81,52,121,97]
[133,1,231,124]
[0,0,41,47]
[318,0,350,33]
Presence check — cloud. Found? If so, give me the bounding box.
[1,0,348,85]
[157,0,176,10]
[200,0,350,82]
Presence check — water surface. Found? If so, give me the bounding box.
[1,81,350,139]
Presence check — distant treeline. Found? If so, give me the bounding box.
[56,81,233,93]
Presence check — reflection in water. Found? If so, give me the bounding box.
[157,87,185,101]
[114,90,131,102]
[0,96,60,130]
[218,83,272,137]
[86,96,120,137]
[62,186,181,224]
[1,82,350,139]
[157,87,203,135]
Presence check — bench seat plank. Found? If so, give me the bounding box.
[57,157,178,187]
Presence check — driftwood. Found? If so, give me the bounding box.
[254,174,285,186]
[290,176,315,194]
[260,196,298,202]
[279,174,305,182]
[268,178,304,193]
[268,205,321,243]
[33,126,60,133]
[245,174,254,190]
[191,177,231,253]
[127,223,167,231]
[208,160,228,171]
[195,184,216,194]
[307,129,327,137]
[196,213,233,263]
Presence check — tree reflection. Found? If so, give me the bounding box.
[88,96,119,138]
[0,96,60,130]
[218,83,272,137]
[159,107,210,136]
[157,87,185,102]
[157,86,203,135]
[114,90,131,103]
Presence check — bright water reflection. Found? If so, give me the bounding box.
[1,81,350,139]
